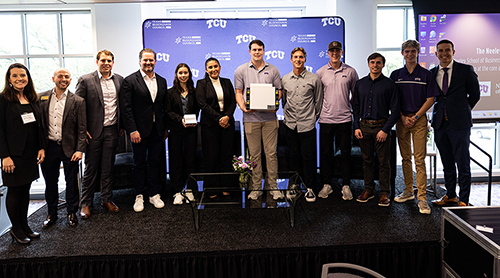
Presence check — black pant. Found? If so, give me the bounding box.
[6,183,32,238]
[358,121,391,194]
[41,141,79,215]
[131,125,163,197]
[320,122,352,186]
[168,126,198,194]
[285,125,317,190]
[201,124,235,190]
[81,125,119,206]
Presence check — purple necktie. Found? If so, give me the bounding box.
[442,68,449,95]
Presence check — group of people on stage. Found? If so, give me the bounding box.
[0,37,479,244]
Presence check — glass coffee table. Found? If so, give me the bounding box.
[182,171,304,230]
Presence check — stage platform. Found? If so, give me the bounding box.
[0,172,444,278]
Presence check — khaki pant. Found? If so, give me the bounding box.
[244,120,279,190]
[396,116,428,200]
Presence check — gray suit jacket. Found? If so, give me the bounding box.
[39,90,87,159]
[75,70,124,138]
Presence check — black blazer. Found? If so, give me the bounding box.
[165,87,200,132]
[120,70,168,137]
[38,90,87,159]
[75,70,123,138]
[430,61,480,130]
[0,94,45,158]
[195,75,236,127]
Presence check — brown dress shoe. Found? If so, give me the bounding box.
[458,201,469,207]
[80,206,91,219]
[102,201,119,212]
[356,189,374,203]
[432,195,458,206]
[378,193,390,207]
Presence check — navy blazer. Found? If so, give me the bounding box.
[0,94,45,158]
[75,70,123,138]
[165,87,200,132]
[120,70,168,137]
[431,61,480,130]
[38,90,87,158]
[195,75,236,127]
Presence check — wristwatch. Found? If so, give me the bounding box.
[414,114,420,120]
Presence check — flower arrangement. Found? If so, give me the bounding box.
[232,155,257,188]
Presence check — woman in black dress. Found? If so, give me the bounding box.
[0,63,45,244]
[166,63,199,205]
[195,58,236,198]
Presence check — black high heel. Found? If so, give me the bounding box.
[10,230,30,244]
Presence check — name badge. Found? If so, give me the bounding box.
[21,112,36,124]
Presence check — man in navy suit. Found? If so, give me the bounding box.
[39,68,86,227]
[431,39,480,207]
[76,50,124,219]
[120,48,168,212]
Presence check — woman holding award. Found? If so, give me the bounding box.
[166,63,199,205]
[196,58,236,198]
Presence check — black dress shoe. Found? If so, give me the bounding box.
[10,230,30,244]
[67,213,78,227]
[43,215,58,228]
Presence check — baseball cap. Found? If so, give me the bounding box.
[328,41,343,51]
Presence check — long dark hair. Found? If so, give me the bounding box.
[1,63,37,103]
[173,63,195,95]
[204,57,220,78]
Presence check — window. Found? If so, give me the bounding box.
[0,11,94,93]
[166,7,304,19]
[376,6,415,76]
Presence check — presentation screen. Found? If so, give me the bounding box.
[418,13,500,121]
[142,17,345,111]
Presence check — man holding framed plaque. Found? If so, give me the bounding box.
[234,39,283,200]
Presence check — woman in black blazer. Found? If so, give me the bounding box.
[166,63,200,205]
[0,63,45,244]
[195,58,236,198]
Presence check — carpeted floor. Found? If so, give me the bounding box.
[0,167,447,260]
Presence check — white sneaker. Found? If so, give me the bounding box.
[270,190,284,200]
[341,185,353,201]
[133,194,144,212]
[248,191,263,200]
[184,190,195,203]
[394,190,415,203]
[318,184,333,198]
[149,194,165,209]
[305,188,316,202]
[418,200,431,214]
[173,193,184,205]
[286,184,300,200]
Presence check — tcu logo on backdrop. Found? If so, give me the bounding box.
[321,17,342,27]
[265,50,285,60]
[236,34,256,44]
[207,19,227,29]
[191,69,200,78]
[156,53,170,62]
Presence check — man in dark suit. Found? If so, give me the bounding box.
[39,68,86,227]
[120,48,168,212]
[431,39,480,207]
[76,50,124,218]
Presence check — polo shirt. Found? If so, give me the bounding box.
[390,64,439,115]
[234,61,281,123]
[316,62,359,124]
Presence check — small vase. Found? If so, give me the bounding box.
[239,173,250,189]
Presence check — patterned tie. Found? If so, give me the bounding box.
[442,68,449,95]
